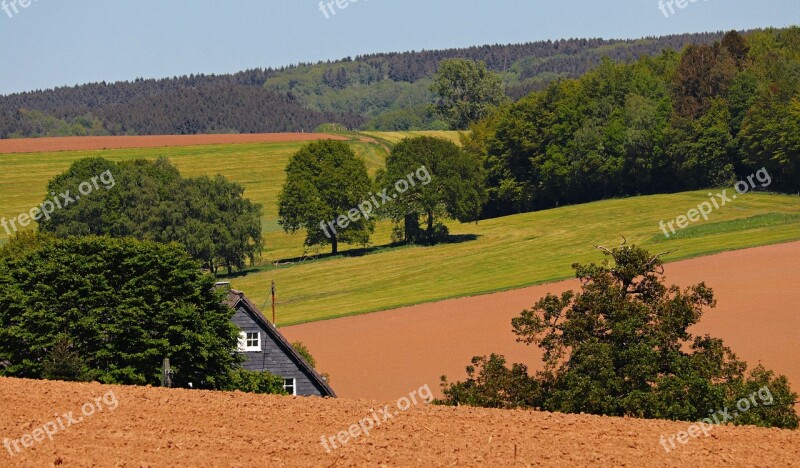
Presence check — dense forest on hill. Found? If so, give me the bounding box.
[466,28,800,217]
[0,32,728,137]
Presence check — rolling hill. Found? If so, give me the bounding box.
[1,133,798,326]
[0,31,732,137]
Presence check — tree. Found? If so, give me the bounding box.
[440,242,798,428]
[430,59,507,130]
[37,157,263,275]
[0,234,243,389]
[278,140,374,255]
[378,136,486,243]
[41,335,90,382]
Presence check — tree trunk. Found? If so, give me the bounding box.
[427,211,434,241]
[331,236,338,255]
[404,213,420,243]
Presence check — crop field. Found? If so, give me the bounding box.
[1,133,799,326]
[4,377,799,466]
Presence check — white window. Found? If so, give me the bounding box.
[283,378,297,396]
[238,331,260,352]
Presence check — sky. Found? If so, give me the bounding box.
[0,0,798,95]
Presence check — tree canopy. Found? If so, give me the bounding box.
[278,140,374,254]
[440,242,798,429]
[430,59,507,130]
[0,234,242,389]
[465,29,800,218]
[37,157,263,275]
[378,136,486,243]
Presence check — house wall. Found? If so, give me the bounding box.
[231,307,328,397]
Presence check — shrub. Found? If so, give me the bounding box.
[225,368,287,395]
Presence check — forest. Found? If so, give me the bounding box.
[465,28,800,218]
[0,32,727,137]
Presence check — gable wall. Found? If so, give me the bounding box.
[232,307,328,397]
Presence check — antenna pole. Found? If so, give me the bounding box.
[271,280,276,325]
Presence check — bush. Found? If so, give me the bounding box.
[291,342,316,368]
[225,368,287,395]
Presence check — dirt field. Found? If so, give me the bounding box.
[0,133,347,154]
[1,377,798,467]
[283,242,800,402]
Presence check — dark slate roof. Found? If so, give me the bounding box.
[224,288,336,398]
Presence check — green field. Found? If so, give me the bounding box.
[1,133,799,326]
[360,131,465,145]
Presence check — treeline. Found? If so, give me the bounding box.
[466,28,800,218]
[0,79,363,138]
[1,32,728,137]
[357,32,725,83]
[267,32,728,129]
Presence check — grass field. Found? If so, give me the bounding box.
[1,132,799,326]
[360,131,464,145]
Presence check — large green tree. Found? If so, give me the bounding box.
[430,59,507,130]
[440,243,798,429]
[37,157,263,275]
[278,140,374,255]
[0,235,242,389]
[378,136,486,243]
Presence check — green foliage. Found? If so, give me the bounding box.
[0,235,243,389]
[278,140,374,254]
[476,28,800,217]
[291,342,316,368]
[7,109,109,138]
[41,335,90,382]
[224,367,287,395]
[430,59,507,130]
[37,157,263,275]
[0,31,751,137]
[438,354,540,409]
[378,136,486,243]
[440,243,798,429]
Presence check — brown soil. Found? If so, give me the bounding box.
[283,242,800,403]
[1,377,798,467]
[0,133,348,154]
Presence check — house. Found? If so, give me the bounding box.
[222,287,335,397]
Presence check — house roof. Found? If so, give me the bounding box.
[223,288,336,398]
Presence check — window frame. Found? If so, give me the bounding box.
[283,378,297,396]
[238,331,261,352]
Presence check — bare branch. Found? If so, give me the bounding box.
[594,245,613,255]
[646,250,677,269]
[620,235,627,246]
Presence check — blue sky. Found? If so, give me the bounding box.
[0,0,798,95]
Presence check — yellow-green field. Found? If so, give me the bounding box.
[1,133,798,326]
[360,131,464,145]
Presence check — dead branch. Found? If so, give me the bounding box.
[646,250,677,269]
[594,245,613,255]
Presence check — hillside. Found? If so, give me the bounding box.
[1,377,798,466]
[1,135,799,325]
[0,32,730,138]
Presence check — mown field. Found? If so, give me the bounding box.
[1,132,798,326]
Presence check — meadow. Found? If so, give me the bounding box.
[1,133,798,325]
